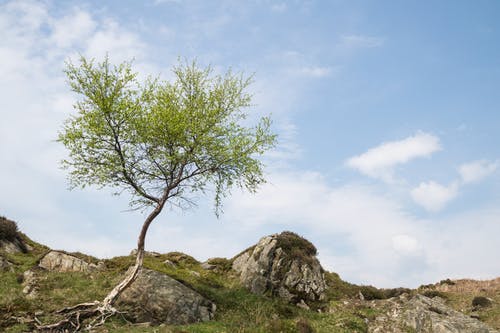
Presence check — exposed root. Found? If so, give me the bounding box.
[34,301,122,332]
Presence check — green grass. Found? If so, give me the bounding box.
[0,242,380,333]
[1,234,498,332]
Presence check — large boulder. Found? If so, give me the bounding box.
[369,294,498,333]
[232,231,326,304]
[38,251,104,272]
[115,268,216,325]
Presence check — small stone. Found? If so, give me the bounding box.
[163,259,176,268]
[296,299,310,310]
[189,270,201,277]
[201,262,216,270]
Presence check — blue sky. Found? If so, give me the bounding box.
[1,0,500,288]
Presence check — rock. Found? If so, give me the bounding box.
[22,267,43,299]
[296,299,310,310]
[232,231,326,304]
[0,238,28,254]
[201,262,216,270]
[164,259,176,268]
[368,294,498,332]
[189,270,201,277]
[0,256,13,272]
[115,268,215,325]
[38,251,101,273]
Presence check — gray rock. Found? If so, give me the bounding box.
[0,238,28,254]
[115,268,216,325]
[163,259,176,268]
[0,256,13,272]
[201,262,216,270]
[232,232,326,304]
[38,251,101,273]
[368,294,498,333]
[22,268,43,299]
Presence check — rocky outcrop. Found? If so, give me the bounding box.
[0,237,28,254]
[0,216,29,253]
[232,231,326,304]
[115,268,216,325]
[369,294,498,333]
[38,251,104,272]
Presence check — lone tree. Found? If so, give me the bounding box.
[42,56,276,330]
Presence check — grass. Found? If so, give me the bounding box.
[1,232,498,332]
[0,238,378,333]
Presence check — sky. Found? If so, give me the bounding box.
[1,0,500,288]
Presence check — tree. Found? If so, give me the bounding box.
[43,56,276,330]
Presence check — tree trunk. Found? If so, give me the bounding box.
[101,202,164,307]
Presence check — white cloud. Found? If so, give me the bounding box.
[339,34,385,49]
[392,234,420,256]
[346,132,441,182]
[458,160,498,184]
[221,170,500,287]
[50,8,96,49]
[411,181,458,212]
[84,19,146,63]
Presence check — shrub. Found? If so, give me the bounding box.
[0,217,18,241]
[421,290,447,299]
[164,252,199,266]
[439,278,456,286]
[472,296,492,308]
[359,285,385,300]
[382,287,412,298]
[276,231,317,256]
[206,257,232,272]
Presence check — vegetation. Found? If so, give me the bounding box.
[1,230,500,332]
[472,296,492,308]
[0,216,19,242]
[49,56,276,330]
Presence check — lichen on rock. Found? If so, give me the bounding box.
[115,268,216,325]
[232,231,326,305]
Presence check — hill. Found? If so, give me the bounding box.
[0,216,498,332]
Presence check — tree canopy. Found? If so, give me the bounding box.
[59,57,276,215]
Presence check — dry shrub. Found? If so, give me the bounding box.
[0,216,18,241]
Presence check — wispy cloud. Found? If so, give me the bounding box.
[339,34,385,49]
[458,160,498,184]
[346,132,441,182]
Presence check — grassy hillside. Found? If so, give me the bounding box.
[0,224,498,332]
